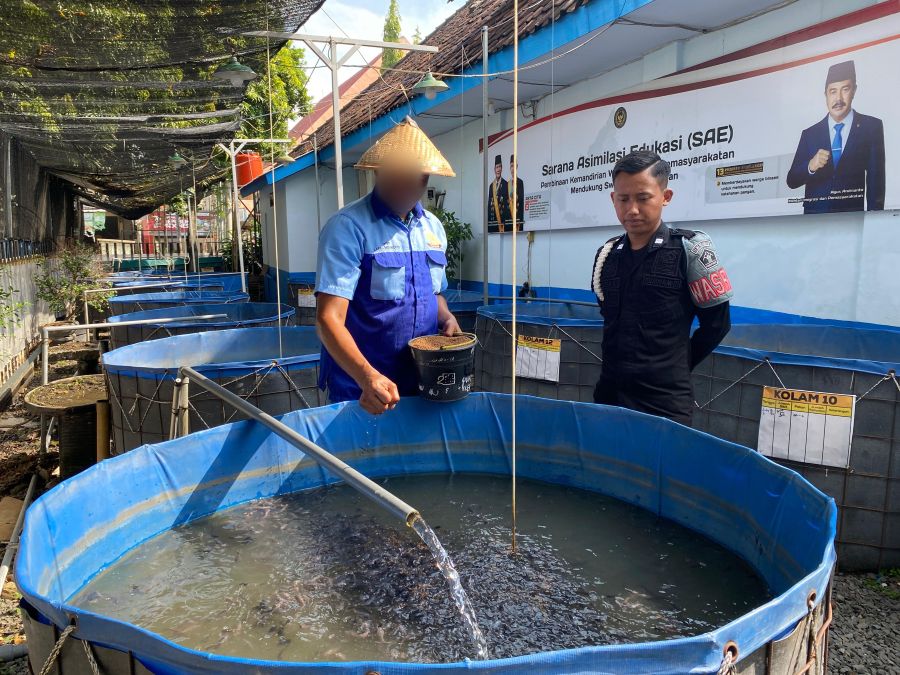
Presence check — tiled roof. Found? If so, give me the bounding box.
[291,0,590,158]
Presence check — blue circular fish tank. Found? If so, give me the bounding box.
[16,394,835,674]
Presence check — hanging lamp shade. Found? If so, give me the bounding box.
[355,116,455,177]
[213,56,257,87]
[412,71,449,100]
[167,152,187,168]
[275,152,296,165]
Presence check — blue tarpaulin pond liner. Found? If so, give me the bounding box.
[106,303,297,349]
[147,272,248,294]
[103,326,323,454]
[444,289,491,333]
[475,302,603,401]
[287,272,317,325]
[16,394,835,674]
[473,301,899,571]
[107,290,249,316]
[691,322,900,571]
[109,280,225,297]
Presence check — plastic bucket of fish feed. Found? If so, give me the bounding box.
[408,333,476,402]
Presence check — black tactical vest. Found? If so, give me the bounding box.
[592,226,697,380]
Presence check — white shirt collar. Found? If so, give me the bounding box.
[829,109,854,131]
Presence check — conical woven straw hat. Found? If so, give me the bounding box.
[355,116,455,177]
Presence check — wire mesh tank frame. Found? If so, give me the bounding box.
[474,302,604,402]
[107,303,296,349]
[103,327,324,454]
[107,291,249,316]
[691,323,900,571]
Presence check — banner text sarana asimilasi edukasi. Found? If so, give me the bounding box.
[484,20,898,231]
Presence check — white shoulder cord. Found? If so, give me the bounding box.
[591,239,615,302]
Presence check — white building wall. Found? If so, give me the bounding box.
[270,0,898,325]
[264,165,360,275]
[426,0,898,326]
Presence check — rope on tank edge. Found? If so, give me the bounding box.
[38,623,100,675]
[855,371,899,402]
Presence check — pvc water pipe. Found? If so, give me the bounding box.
[0,643,28,662]
[179,366,420,526]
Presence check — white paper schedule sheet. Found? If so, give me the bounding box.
[758,386,855,468]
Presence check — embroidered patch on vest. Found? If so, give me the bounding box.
[651,248,681,278]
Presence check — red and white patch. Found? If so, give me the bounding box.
[689,269,733,306]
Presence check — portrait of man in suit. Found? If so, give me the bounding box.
[487,153,510,233]
[508,154,525,232]
[786,60,885,214]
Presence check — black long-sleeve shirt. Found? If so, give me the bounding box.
[691,302,731,368]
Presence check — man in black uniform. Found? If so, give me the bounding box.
[590,151,732,424]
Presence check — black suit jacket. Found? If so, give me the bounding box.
[786,111,885,213]
[487,177,509,226]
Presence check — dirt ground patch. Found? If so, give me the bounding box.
[1,349,72,672]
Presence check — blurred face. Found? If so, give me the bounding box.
[610,168,673,239]
[509,162,517,179]
[375,169,429,216]
[494,163,502,179]
[825,79,855,122]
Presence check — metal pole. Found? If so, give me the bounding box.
[178,377,190,438]
[329,38,345,209]
[41,327,49,385]
[169,377,183,440]
[229,143,248,293]
[5,138,12,238]
[481,26,490,307]
[180,365,419,525]
[96,399,110,461]
[313,133,322,231]
[43,313,228,361]
[83,292,91,335]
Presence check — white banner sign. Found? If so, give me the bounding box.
[485,21,899,232]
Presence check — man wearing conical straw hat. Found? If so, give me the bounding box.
[315,117,462,415]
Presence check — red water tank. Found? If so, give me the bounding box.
[235,151,264,186]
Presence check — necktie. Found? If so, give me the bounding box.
[831,122,845,166]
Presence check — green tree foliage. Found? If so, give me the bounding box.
[0,281,25,342]
[239,45,311,158]
[413,26,422,45]
[34,244,112,321]
[382,0,404,71]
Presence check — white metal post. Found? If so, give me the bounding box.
[229,141,248,293]
[242,31,438,212]
[330,38,345,208]
[482,26,490,306]
[313,133,322,231]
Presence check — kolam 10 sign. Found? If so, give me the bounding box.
[757,386,856,468]
[484,15,900,232]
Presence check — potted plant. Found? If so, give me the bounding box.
[34,243,112,341]
[431,207,474,282]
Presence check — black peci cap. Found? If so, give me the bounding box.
[494,154,502,166]
[826,61,856,87]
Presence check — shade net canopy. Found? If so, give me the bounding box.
[0,0,324,218]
